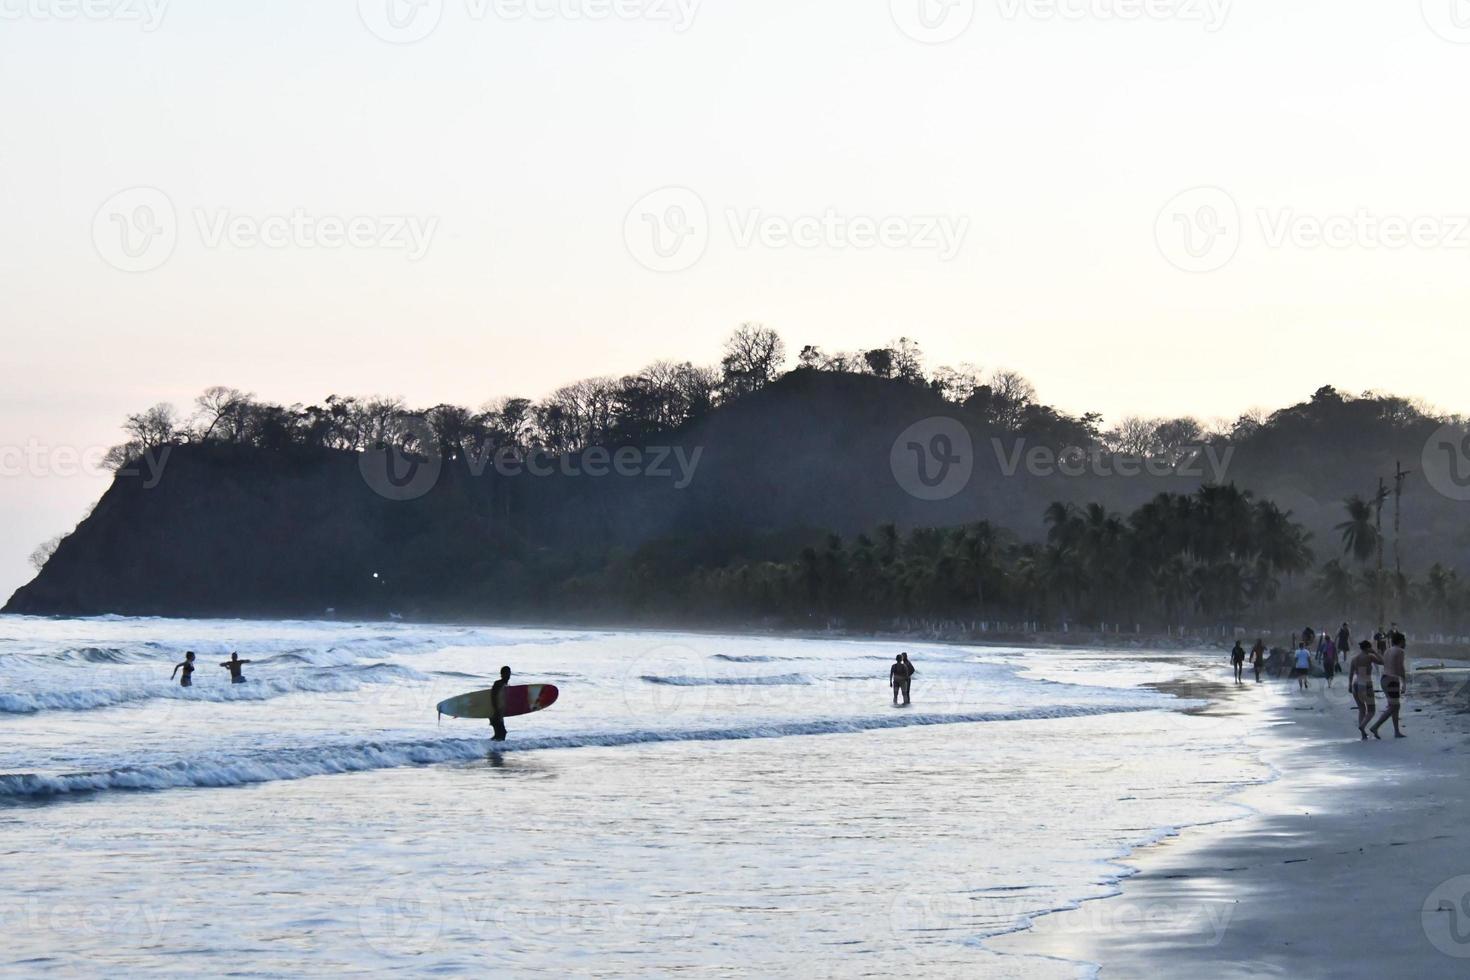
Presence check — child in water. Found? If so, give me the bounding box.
[171,651,197,687]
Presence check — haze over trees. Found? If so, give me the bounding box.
[32,325,1470,634]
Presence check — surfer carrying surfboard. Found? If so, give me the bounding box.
[490,665,511,741]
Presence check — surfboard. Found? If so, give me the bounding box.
[436,684,559,721]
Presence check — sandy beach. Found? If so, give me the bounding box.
[993,654,1470,977]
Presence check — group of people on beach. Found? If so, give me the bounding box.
[1229,622,1409,740]
[170,651,254,686]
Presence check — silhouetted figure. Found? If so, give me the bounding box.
[889,655,905,705]
[1249,639,1266,683]
[219,652,254,684]
[891,653,915,705]
[1230,642,1246,683]
[171,651,196,687]
[1336,622,1351,657]
[1370,632,1408,739]
[490,665,511,741]
[1349,640,1384,739]
[1318,635,1338,687]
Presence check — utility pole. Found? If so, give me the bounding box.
[1393,460,1411,625]
[1374,477,1387,629]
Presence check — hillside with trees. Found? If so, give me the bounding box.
[9,325,1470,634]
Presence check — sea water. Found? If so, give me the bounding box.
[0,617,1267,976]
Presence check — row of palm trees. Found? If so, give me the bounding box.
[665,485,1319,627]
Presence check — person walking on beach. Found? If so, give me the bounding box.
[171,651,197,687]
[1349,640,1383,739]
[1318,634,1339,688]
[490,665,511,741]
[1292,641,1312,691]
[1230,641,1246,684]
[1369,631,1409,739]
[1249,639,1266,683]
[219,652,254,684]
[1337,622,1351,657]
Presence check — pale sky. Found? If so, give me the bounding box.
[2,0,1469,597]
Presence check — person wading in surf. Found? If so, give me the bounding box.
[220,652,254,684]
[171,651,196,687]
[1349,640,1384,739]
[490,665,511,741]
[889,654,915,706]
[1369,631,1409,739]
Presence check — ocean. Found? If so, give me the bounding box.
[0,617,1267,976]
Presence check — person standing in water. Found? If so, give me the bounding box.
[490,665,511,741]
[1230,641,1246,684]
[889,653,915,706]
[1249,638,1267,683]
[219,652,254,684]
[170,651,197,687]
[1348,640,1383,739]
[1369,631,1409,739]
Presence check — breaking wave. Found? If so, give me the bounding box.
[0,703,1159,800]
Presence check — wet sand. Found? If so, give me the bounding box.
[991,660,1470,977]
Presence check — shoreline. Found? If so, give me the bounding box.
[991,657,1470,977]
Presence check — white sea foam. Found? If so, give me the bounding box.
[0,703,1158,799]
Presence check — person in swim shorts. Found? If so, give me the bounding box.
[219,652,254,684]
[1292,642,1312,691]
[1369,631,1408,739]
[1230,642,1246,684]
[1348,640,1383,739]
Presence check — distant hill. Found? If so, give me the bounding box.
[7,370,1467,622]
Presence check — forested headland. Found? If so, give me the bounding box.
[10,325,1470,637]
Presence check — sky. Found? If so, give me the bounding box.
[2,0,1469,597]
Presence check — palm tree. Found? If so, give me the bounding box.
[1315,559,1356,614]
[1335,495,1379,564]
